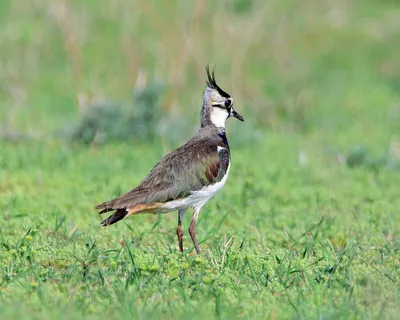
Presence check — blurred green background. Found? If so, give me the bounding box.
[1,0,399,145]
[1,0,400,319]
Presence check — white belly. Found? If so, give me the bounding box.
[160,162,231,212]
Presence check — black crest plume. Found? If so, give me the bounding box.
[205,64,230,98]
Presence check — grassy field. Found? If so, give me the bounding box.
[1,0,400,319]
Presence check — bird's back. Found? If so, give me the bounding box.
[96,126,230,212]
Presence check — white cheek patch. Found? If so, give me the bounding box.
[210,108,229,128]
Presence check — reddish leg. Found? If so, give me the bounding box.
[177,210,185,252]
[188,208,201,254]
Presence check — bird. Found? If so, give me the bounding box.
[95,65,244,254]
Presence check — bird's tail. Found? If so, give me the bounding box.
[95,199,116,213]
[101,208,128,227]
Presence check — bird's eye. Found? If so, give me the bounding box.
[224,99,231,108]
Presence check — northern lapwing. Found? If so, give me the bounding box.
[96,66,244,254]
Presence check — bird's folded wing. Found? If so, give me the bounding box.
[96,143,229,211]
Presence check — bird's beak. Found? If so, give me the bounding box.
[231,108,244,122]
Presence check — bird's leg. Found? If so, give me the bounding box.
[177,209,185,252]
[188,208,201,254]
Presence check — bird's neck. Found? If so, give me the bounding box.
[200,104,228,129]
[198,124,229,149]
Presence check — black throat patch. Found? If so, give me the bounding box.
[218,130,229,146]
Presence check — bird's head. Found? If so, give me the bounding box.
[201,65,244,128]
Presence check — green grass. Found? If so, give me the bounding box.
[1,136,399,319]
[1,0,400,319]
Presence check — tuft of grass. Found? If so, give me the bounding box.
[68,81,166,145]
